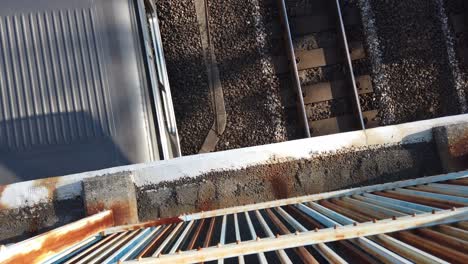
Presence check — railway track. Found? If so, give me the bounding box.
[275,0,378,137]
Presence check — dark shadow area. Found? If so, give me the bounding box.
[0,113,132,244]
[0,111,130,184]
[0,196,85,244]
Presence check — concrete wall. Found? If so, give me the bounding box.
[137,142,443,221]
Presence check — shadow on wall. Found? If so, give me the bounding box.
[0,111,130,185]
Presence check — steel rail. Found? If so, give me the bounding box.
[265,208,319,264]
[204,217,216,248]
[103,229,153,263]
[300,203,411,263]
[275,207,348,264]
[255,210,292,264]
[135,225,172,259]
[87,231,138,264]
[63,233,119,264]
[187,219,205,250]
[334,0,366,130]
[151,222,184,257]
[408,184,468,197]
[286,205,379,264]
[234,213,245,264]
[217,215,227,264]
[169,220,195,254]
[119,227,162,261]
[315,197,453,263]
[244,212,268,264]
[277,0,311,137]
[75,231,129,264]
[128,208,468,263]
[42,236,100,264]
[304,202,447,263]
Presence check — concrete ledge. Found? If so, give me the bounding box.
[0,114,468,243]
[1,114,467,210]
[434,121,468,172]
[137,142,443,220]
[83,172,138,225]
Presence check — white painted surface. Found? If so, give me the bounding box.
[1,114,467,209]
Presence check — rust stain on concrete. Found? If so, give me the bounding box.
[32,176,60,199]
[198,199,214,212]
[0,184,7,210]
[449,132,468,157]
[262,156,296,199]
[269,174,290,199]
[87,201,136,226]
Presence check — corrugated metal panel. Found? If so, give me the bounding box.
[0,0,178,184]
[0,8,112,150]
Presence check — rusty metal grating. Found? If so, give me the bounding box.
[2,171,468,263]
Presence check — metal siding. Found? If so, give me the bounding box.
[0,7,113,150]
[0,0,160,183]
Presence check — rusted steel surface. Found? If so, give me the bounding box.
[415,228,468,252]
[265,208,319,264]
[63,233,119,264]
[407,184,468,198]
[103,217,182,235]
[0,210,114,264]
[6,172,468,263]
[321,199,370,222]
[203,217,216,248]
[394,231,468,264]
[446,178,468,186]
[435,224,468,240]
[374,191,457,209]
[186,219,205,250]
[287,205,378,264]
[136,224,172,259]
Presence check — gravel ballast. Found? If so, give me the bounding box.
[359,0,463,125]
[208,0,288,150]
[155,0,213,155]
[156,0,468,155]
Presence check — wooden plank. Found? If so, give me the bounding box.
[274,42,365,74]
[303,75,373,104]
[0,211,114,264]
[309,110,377,136]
